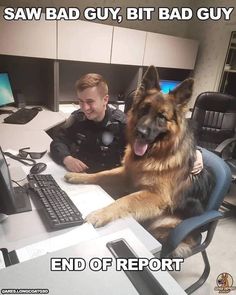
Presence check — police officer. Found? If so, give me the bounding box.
[50,73,126,173]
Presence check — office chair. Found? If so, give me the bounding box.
[160,148,231,294]
[108,90,136,114]
[191,91,236,215]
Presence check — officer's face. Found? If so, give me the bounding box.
[77,87,109,122]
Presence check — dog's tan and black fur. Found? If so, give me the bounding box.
[65,66,214,256]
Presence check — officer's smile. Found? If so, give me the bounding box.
[84,110,94,117]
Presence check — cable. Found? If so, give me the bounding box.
[12,179,25,188]
[11,175,28,183]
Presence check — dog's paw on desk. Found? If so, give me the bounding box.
[85,207,114,228]
[64,172,91,184]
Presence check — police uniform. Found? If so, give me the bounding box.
[50,106,126,173]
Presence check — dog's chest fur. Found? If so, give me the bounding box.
[123,145,189,194]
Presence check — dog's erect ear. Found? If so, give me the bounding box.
[141,66,161,92]
[170,78,194,106]
[132,66,161,109]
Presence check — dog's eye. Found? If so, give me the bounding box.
[138,104,150,117]
[158,113,167,120]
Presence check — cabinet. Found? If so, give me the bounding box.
[0,9,56,59]
[0,9,197,111]
[57,20,113,63]
[219,32,236,96]
[0,7,198,69]
[111,27,146,66]
[143,32,198,70]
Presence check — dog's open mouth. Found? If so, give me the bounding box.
[133,131,166,156]
[133,139,149,156]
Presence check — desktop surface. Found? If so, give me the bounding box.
[0,229,186,295]
[0,106,66,131]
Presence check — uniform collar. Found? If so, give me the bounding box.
[95,106,113,127]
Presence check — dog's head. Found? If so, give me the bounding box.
[218,273,229,288]
[127,66,194,157]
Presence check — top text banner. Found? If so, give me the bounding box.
[2,7,235,23]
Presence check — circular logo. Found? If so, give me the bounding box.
[215,273,235,293]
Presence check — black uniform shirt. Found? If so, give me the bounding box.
[50,106,126,173]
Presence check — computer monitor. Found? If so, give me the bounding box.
[0,147,32,214]
[0,73,15,107]
[160,80,180,94]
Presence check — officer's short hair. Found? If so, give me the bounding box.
[75,73,108,97]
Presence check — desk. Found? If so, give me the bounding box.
[0,107,66,151]
[0,229,187,295]
[0,108,185,294]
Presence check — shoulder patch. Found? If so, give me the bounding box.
[63,115,76,129]
[63,110,85,128]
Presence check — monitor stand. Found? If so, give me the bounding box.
[12,187,32,214]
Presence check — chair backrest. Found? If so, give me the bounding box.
[191,92,236,150]
[124,90,136,114]
[201,148,231,211]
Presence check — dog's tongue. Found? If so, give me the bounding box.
[134,139,148,156]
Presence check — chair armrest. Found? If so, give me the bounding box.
[215,137,236,155]
[161,210,222,257]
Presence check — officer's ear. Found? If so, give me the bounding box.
[103,94,109,106]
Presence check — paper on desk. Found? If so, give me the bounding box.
[41,160,114,214]
[67,185,113,217]
[16,223,98,263]
[59,103,79,114]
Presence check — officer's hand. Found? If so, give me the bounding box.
[191,149,203,175]
[63,156,88,173]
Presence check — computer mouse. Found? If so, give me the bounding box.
[31,107,43,112]
[0,213,8,222]
[30,162,47,174]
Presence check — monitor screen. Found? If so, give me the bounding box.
[0,147,31,214]
[160,80,180,94]
[0,73,15,107]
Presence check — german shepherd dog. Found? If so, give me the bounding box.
[65,66,214,257]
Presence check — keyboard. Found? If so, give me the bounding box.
[27,174,84,230]
[4,108,39,124]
